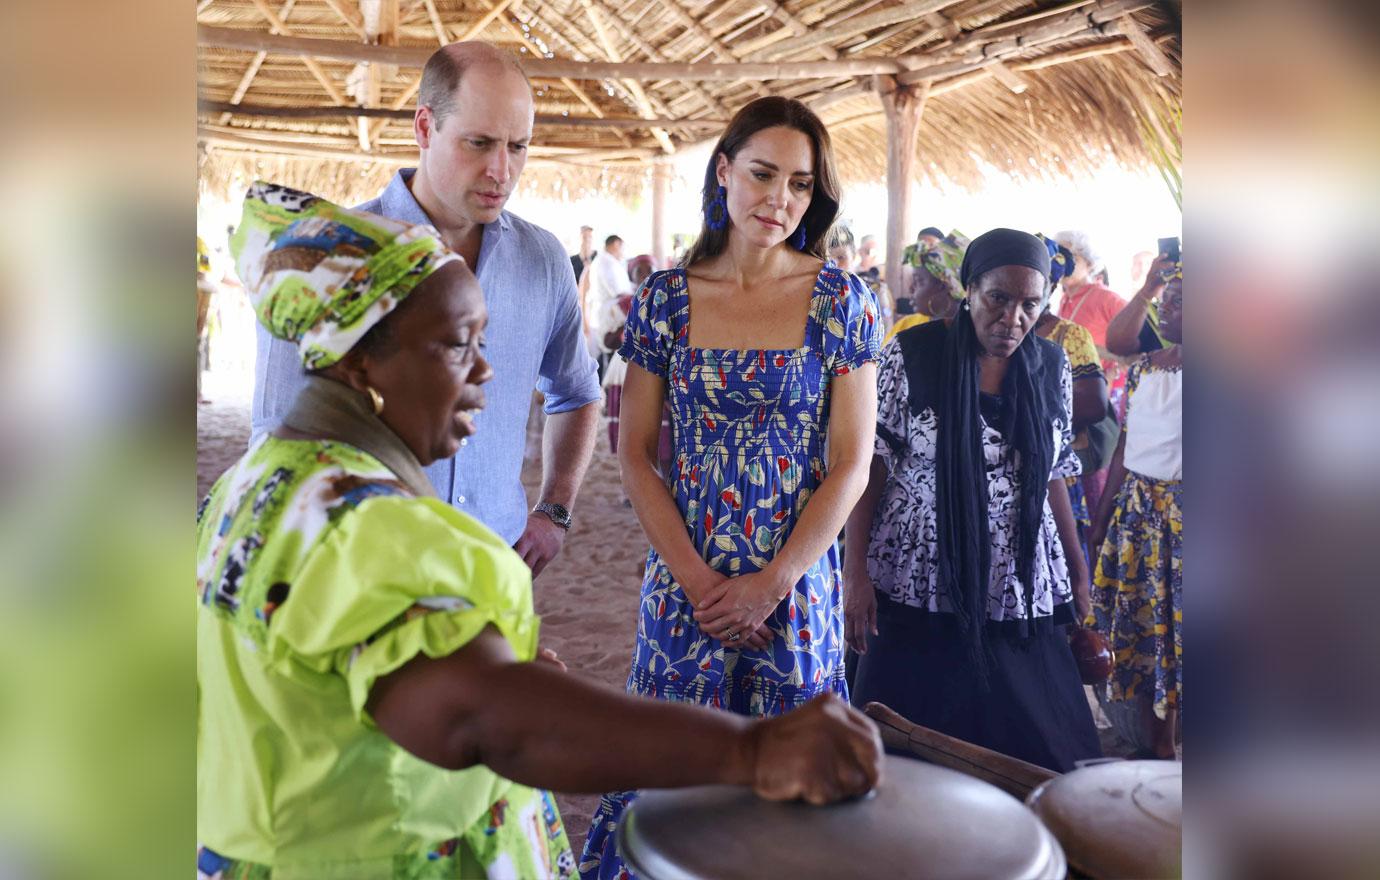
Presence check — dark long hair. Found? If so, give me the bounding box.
[681,97,841,267]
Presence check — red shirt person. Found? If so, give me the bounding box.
[1055,230,1127,378]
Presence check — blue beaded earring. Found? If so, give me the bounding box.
[705,185,728,231]
[792,223,808,250]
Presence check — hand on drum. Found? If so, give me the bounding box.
[693,572,785,650]
[748,693,883,805]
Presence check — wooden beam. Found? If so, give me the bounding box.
[421,0,448,45]
[984,59,1029,93]
[818,33,1168,129]
[319,0,369,40]
[1114,12,1173,76]
[764,2,839,61]
[360,0,400,152]
[198,100,726,129]
[580,0,675,153]
[743,0,956,62]
[530,0,735,114]
[220,0,297,124]
[489,13,634,148]
[246,0,348,105]
[458,0,519,42]
[934,0,1154,60]
[653,0,771,98]
[199,127,661,164]
[198,25,913,79]
[808,82,876,113]
[893,4,1167,87]
[877,77,930,301]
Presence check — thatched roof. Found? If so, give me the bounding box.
[197,0,1181,204]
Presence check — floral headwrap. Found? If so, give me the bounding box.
[903,229,970,298]
[230,182,463,370]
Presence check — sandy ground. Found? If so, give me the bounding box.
[197,391,1129,849]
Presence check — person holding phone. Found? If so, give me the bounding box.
[1106,236,1179,358]
[1089,259,1183,760]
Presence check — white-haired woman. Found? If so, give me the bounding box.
[1054,230,1127,375]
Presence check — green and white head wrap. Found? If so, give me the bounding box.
[230,182,463,369]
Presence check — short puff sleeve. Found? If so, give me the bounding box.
[618,269,683,379]
[1059,321,1103,382]
[267,496,539,723]
[822,270,883,375]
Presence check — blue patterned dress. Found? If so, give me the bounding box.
[579,264,881,879]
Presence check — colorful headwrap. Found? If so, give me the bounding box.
[903,229,970,299]
[230,182,463,370]
[1037,233,1077,288]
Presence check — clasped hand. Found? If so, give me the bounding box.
[687,570,787,651]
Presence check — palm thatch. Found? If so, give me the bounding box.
[196,0,1182,205]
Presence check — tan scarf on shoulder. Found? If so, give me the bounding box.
[280,375,437,499]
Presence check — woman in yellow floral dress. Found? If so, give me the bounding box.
[1089,264,1183,759]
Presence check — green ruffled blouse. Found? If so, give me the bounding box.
[197,436,572,878]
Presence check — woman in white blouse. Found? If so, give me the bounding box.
[843,229,1101,772]
[1089,263,1183,759]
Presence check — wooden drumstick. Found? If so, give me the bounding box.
[863,702,1058,799]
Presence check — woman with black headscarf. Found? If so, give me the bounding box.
[843,228,1101,772]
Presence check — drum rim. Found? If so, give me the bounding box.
[616,758,1070,880]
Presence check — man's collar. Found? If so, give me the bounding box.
[382,168,513,233]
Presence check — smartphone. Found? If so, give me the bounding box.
[1158,236,1180,262]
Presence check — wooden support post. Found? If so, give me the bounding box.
[651,160,671,267]
[877,76,929,302]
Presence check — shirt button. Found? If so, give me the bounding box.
[457,495,466,505]
[460,438,468,447]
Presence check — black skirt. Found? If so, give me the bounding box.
[851,595,1102,773]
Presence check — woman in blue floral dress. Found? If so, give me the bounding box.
[580,97,882,879]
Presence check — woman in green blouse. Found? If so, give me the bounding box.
[196,184,881,880]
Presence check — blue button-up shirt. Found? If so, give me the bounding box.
[251,169,601,544]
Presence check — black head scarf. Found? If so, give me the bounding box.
[931,229,1060,684]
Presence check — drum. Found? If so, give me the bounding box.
[1026,759,1182,879]
[617,755,1066,880]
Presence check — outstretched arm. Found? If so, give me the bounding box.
[369,626,883,804]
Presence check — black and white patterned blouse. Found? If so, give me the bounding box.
[867,337,1082,621]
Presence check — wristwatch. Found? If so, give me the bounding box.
[533,502,573,530]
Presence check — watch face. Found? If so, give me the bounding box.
[539,503,572,527]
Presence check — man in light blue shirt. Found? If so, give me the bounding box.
[252,42,601,576]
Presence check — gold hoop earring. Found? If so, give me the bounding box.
[366,386,384,415]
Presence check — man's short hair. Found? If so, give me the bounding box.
[605,235,623,248]
[418,43,528,130]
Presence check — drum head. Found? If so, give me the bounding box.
[1026,759,1181,879]
[618,755,1065,880]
